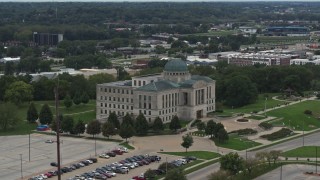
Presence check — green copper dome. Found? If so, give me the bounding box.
[164,59,188,72]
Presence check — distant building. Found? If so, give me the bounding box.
[0,57,20,63]
[33,32,63,46]
[96,59,216,123]
[239,27,257,35]
[263,26,309,36]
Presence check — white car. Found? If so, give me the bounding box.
[178,159,187,165]
[45,140,54,143]
[39,174,48,179]
[85,160,93,164]
[124,163,135,169]
[118,147,128,153]
[106,171,116,177]
[99,154,110,159]
[120,166,129,172]
[133,162,139,167]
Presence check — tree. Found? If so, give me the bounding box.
[208,170,231,180]
[0,103,20,130]
[63,94,73,108]
[197,121,206,131]
[214,123,225,138]
[135,113,149,135]
[269,150,282,164]
[108,112,120,129]
[73,91,82,105]
[86,120,101,137]
[122,113,134,126]
[119,123,135,142]
[61,116,74,133]
[220,152,244,175]
[88,73,115,98]
[39,104,53,125]
[153,117,164,132]
[169,115,181,131]
[73,120,86,136]
[144,168,156,179]
[164,168,187,180]
[244,158,258,175]
[181,134,193,152]
[224,75,258,107]
[217,128,229,143]
[205,120,216,138]
[4,81,33,105]
[27,102,38,123]
[81,92,90,104]
[102,121,117,139]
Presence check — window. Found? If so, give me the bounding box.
[127,98,129,102]
[109,97,111,101]
[109,88,111,93]
[127,90,129,94]
[100,103,103,107]
[131,99,133,103]
[144,110,146,115]
[159,111,161,115]
[105,110,107,113]
[122,105,124,109]
[134,80,136,86]
[149,111,151,115]
[118,89,120,93]
[138,81,141,86]
[118,104,120,108]
[105,103,107,107]
[131,106,133,110]
[109,104,111,108]
[113,97,116,101]
[149,103,151,109]
[149,118,151,123]
[144,103,146,109]
[113,89,115,93]
[122,98,124,102]
[100,109,103,113]
[122,89,124,94]
[113,104,115,108]
[127,106,129,110]
[100,96,103,100]
[104,88,107,92]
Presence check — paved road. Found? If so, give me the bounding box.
[255,164,319,180]
[187,131,320,180]
[0,134,118,180]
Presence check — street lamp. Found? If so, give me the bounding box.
[264,97,267,117]
[19,154,23,179]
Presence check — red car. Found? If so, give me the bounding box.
[45,172,53,178]
[112,149,123,155]
[131,175,146,180]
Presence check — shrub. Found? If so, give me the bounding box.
[231,128,257,135]
[304,110,312,115]
[191,119,201,127]
[252,110,258,114]
[215,109,224,113]
[237,118,248,122]
[259,122,273,130]
[260,128,293,141]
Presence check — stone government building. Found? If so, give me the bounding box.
[96,59,215,123]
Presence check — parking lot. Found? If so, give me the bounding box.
[0,134,118,180]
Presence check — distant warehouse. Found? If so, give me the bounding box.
[264,26,309,36]
[33,32,63,46]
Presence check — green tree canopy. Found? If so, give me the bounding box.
[88,73,115,98]
[217,128,229,143]
[73,119,86,135]
[181,134,194,152]
[102,121,117,139]
[108,112,120,129]
[119,123,135,142]
[169,115,182,131]
[220,152,244,175]
[164,168,187,180]
[81,92,90,104]
[86,120,101,137]
[197,121,206,131]
[4,81,33,105]
[27,102,38,123]
[39,104,53,125]
[63,94,73,108]
[153,116,164,132]
[0,103,20,131]
[135,113,149,136]
[61,116,74,133]
[122,113,134,127]
[73,91,82,105]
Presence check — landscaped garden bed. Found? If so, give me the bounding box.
[260,128,293,141]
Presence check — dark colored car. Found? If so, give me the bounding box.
[81,160,90,166]
[106,151,116,157]
[88,157,98,163]
[112,149,123,155]
[73,163,81,169]
[50,162,57,167]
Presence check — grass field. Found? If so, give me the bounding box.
[282,146,320,158]
[221,93,287,115]
[214,134,261,151]
[257,36,310,44]
[159,151,220,160]
[247,115,267,120]
[267,100,320,131]
[1,100,96,136]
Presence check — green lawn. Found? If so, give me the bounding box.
[257,36,309,44]
[119,142,135,150]
[222,94,287,114]
[247,115,267,120]
[282,146,320,158]
[214,134,261,151]
[267,100,320,131]
[159,151,220,160]
[0,121,37,136]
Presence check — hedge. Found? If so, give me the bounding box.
[260,128,293,141]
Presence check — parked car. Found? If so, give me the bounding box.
[99,154,110,159]
[112,149,123,155]
[131,174,146,180]
[45,140,54,143]
[183,156,197,161]
[50,162,57,167]
[114,168,126,174]
[106,151,116,157]
[88,157,98,163]
[118,147,128,153]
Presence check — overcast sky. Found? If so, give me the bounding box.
[0,0,318,2]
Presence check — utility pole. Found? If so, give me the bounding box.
[20,154,23,179]
[303,118,305,147]
[280,162,282,180]
[29,133,30,162]
[264,97,267,117]
[95,135,97,156]
[55,80,61,180]
[166,157,168,174]
[316,147,318,174]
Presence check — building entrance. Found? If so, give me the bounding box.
[196,110,203,119]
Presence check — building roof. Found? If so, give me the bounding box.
[164,59,188,72]
[136,80,179,92]
[191,75,214,83]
